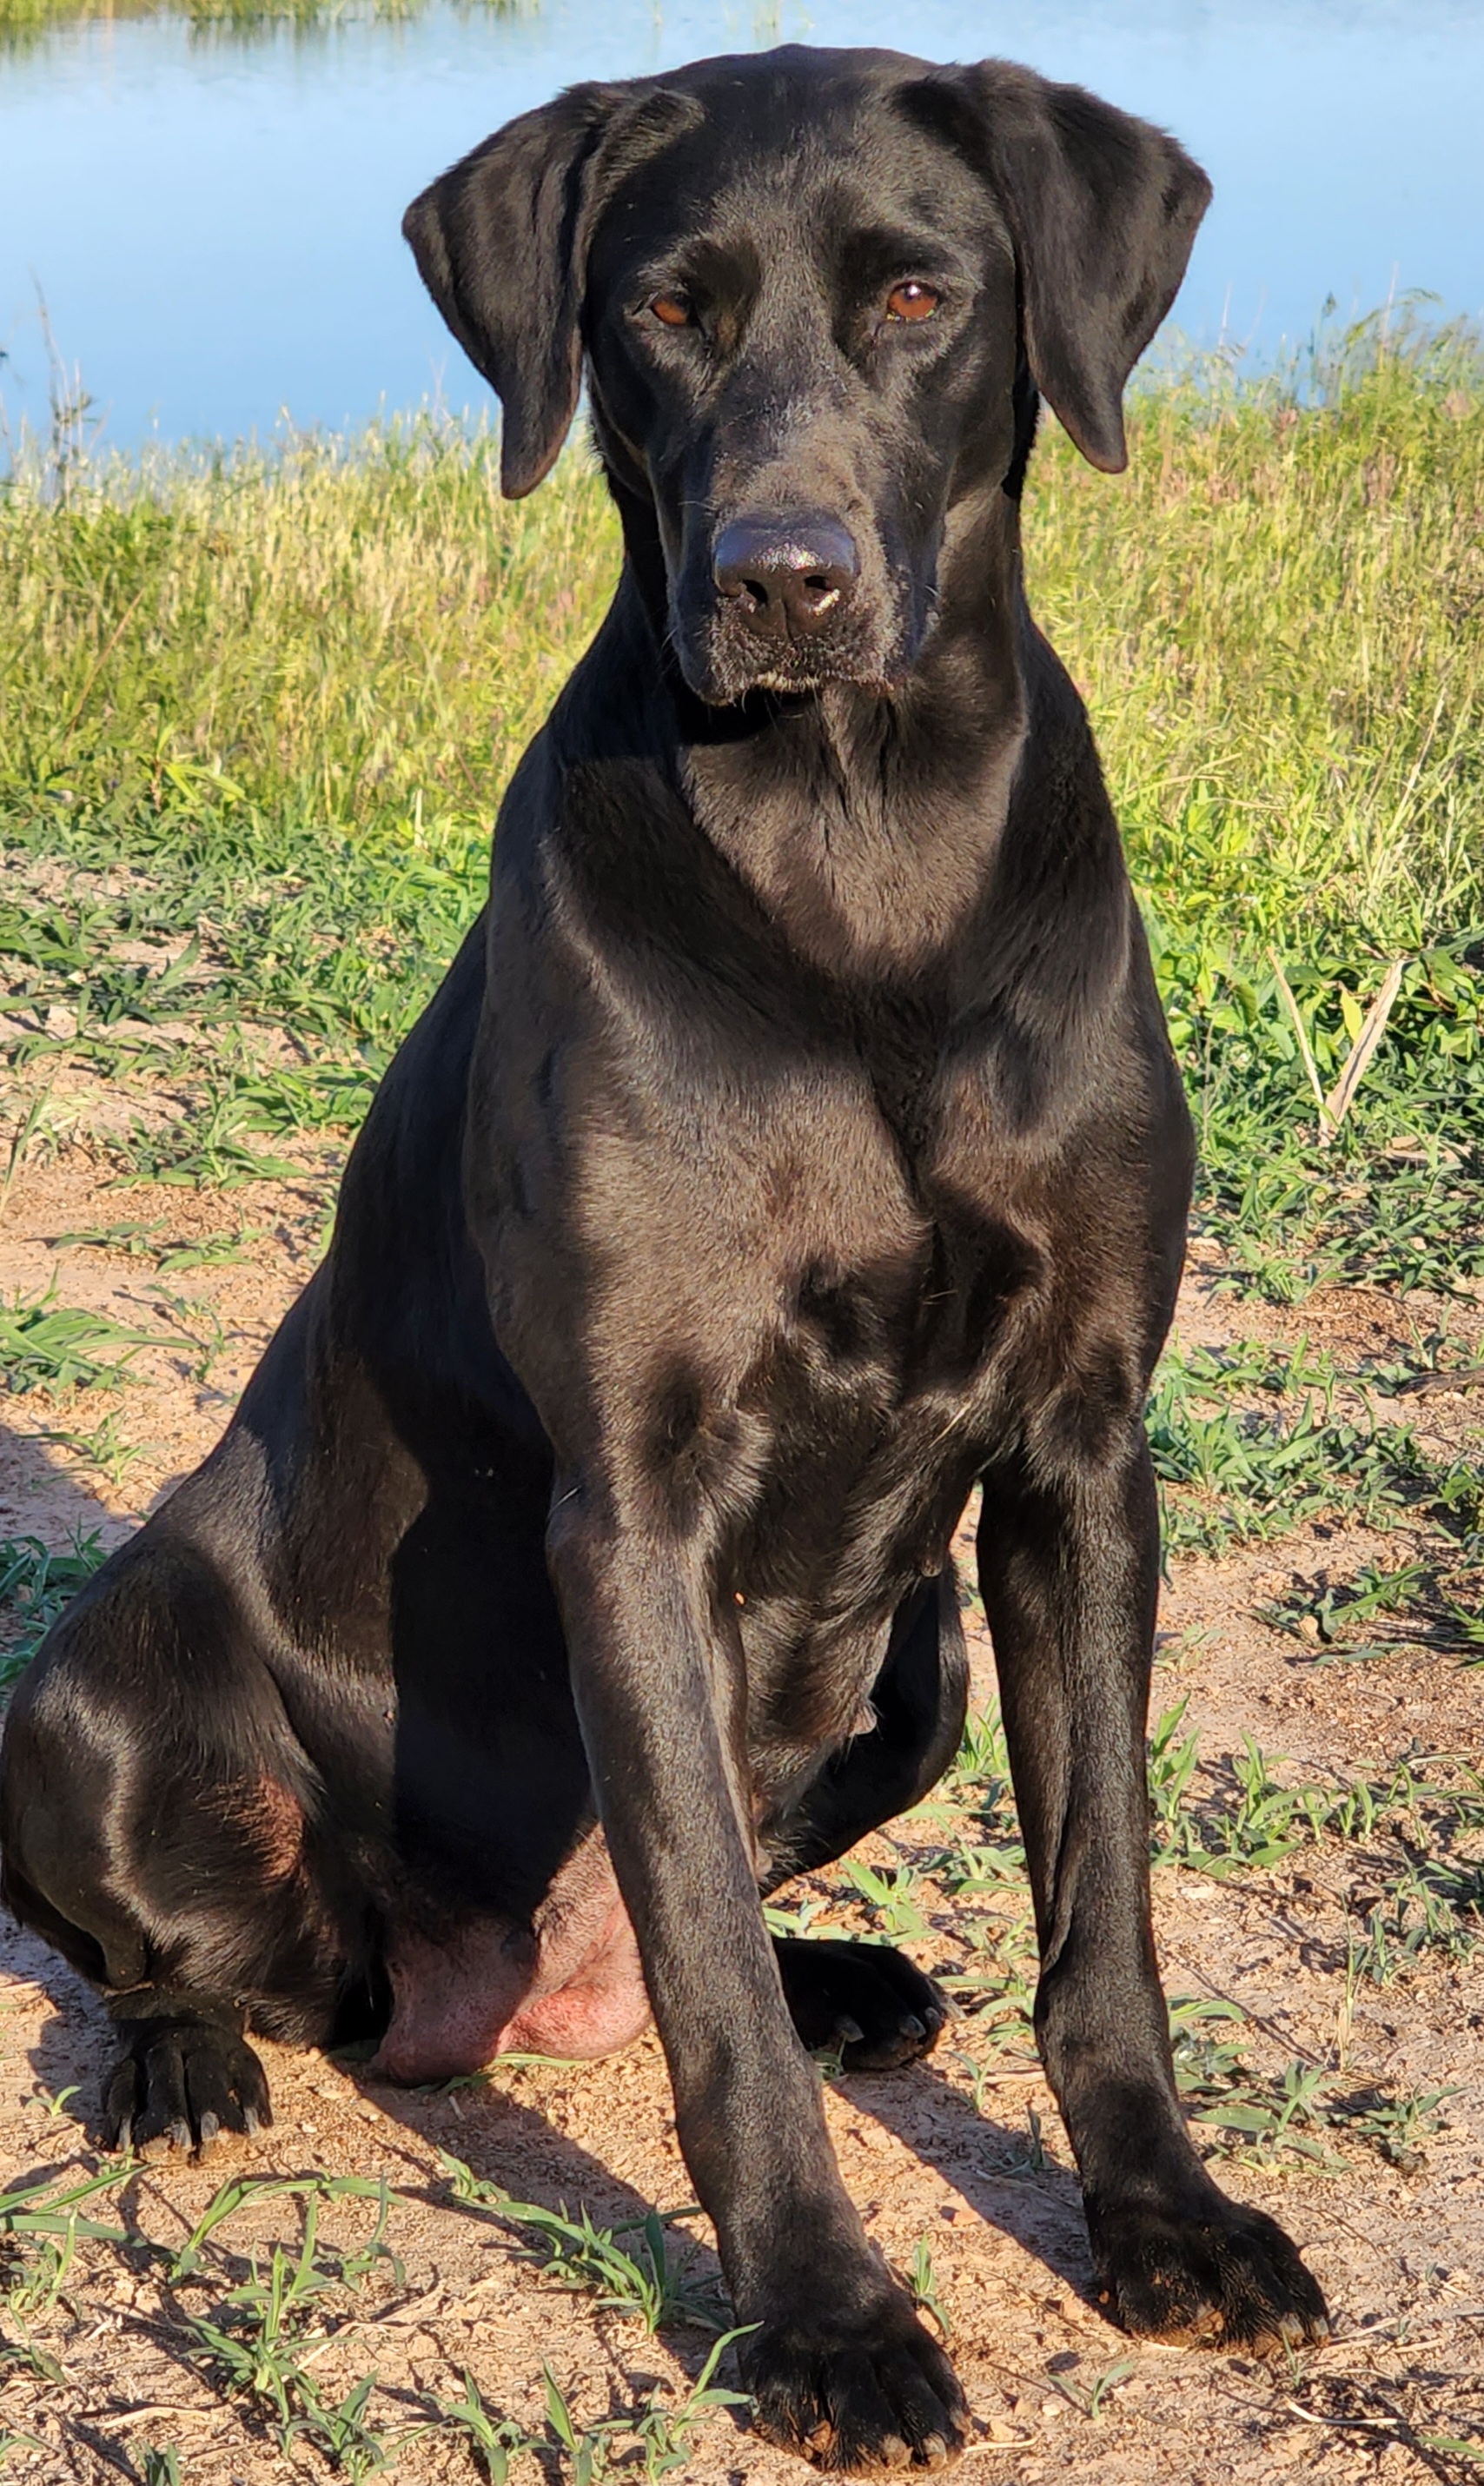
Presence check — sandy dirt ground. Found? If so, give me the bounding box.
[2,1151,1483,2484]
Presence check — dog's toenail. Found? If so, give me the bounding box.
[900,2014,925,2039]
[244,2107,262,2135]
[838,2017,865,2045]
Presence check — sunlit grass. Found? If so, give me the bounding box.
[1026,311,1484,953]
[4,320,1479,957]
[1,417,616,852]
[1,316,1481,1292]
[0,0,527,46]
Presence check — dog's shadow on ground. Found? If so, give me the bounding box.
[6,1941,1106,2474]
[831,2056,1097,2301]
[360,2038,1100,2320]
[10,1942,1094,2312]
[2,1911,122,2185]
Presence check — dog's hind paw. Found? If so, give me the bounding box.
[1090,2194,1329,2355]
[105,1992,273,2160]
[773,1937,951,2072]
[744,2287,967,2471]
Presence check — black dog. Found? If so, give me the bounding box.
[0,45,1328,2469]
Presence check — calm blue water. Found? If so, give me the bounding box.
[2,0,1481,448]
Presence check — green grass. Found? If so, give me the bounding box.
[3,321,1481,1296]
[0,419,617,1205]
[1148,1341,1440,1557]
[0,1528,107,1685]
[0,0,528,52]
[0,2162,752,2481]
[0,1290,160,1393]
[436,2150,725,2333]
[1169,1993,1456,2174]
[1045,312,1484,954]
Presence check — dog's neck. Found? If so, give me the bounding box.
[593,467,1035,984]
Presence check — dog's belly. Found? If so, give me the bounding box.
[372,1826,648,2082]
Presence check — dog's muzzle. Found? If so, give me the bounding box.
[686,508,898,700]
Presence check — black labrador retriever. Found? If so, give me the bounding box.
[0,44,1329,2469]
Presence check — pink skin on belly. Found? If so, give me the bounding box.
[371,1826,652,2083]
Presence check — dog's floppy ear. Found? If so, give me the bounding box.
[902,63,1210,473]
[403,83,691,498]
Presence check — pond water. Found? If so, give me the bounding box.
[2,0,1481,448]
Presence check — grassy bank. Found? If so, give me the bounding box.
[2,323,1482,1283]
[0,0,522,47]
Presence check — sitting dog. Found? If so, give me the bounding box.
[0,44,1328,2469]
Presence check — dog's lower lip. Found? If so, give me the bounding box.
[753,668,830,693]
[692,673,877,706]
[684,653,893,703]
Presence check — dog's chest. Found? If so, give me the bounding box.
[761,1053,1056,1410]
[629,1049,1073,1540]
[731,1197,1044,1622]
[723,1090,1140,1696]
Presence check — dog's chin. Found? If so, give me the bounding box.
[677,635,905,710]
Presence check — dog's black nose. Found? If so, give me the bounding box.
[712,517,859,640]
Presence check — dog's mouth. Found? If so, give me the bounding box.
[679,623,920,708]
[700,633,893,705]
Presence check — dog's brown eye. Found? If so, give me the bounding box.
[650,294,693,328]
[884,282,940,323]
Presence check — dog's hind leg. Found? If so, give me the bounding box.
[763,1572,969,2072]
[0,1531,360,2158]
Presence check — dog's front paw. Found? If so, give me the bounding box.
[773,1937,950,2072]
[106,1999,273,2160]
[1090,2192,1329,2354]
[742,2287,967,2471]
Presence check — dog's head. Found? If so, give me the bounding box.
[405,48,1209,705]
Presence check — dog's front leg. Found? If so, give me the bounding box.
[977,1428,1329,2351]
[547,1491,966,2471]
